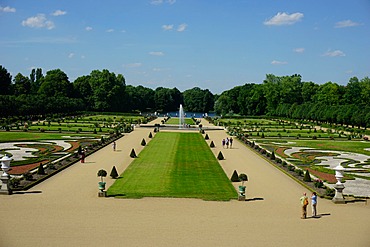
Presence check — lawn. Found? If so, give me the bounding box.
[165,117,195,125]
[0,131,99,142]
[107,132,237,200]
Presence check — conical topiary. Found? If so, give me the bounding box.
[303,170,312,182]
[217,151,224,160]
[210,141,215,148]
[205,134,209,140]
[78,145,82,155]
[130,148,137,158]
[37,163,46,175]
[230,170,239,182]
[149,132,153,138]
[110,166,119,179]
[141,138,146,146]
[270,151,276,160]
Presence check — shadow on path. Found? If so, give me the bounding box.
[245,197,264,202]
[307,213,331,219]
[13,190,42,195]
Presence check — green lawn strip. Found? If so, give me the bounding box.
[107,132,237,201]
[165,118,195,125]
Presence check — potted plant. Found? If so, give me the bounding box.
[238,173,248,200]
[97,169,107,193]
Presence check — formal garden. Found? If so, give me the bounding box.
[107,131,238,201]
[211,117,370,198]
[0,113,155,191]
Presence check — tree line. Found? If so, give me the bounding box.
[0,66,214,117]
[1,65,369,128]
[215,74,370,128]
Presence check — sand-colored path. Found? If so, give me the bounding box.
[1,118,369,247]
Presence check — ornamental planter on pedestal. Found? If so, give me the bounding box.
[97,169,107,197]
[238,173,248,201]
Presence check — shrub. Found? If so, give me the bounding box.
[260,149,267,155]
[261,133,265,138]
[210,141,215,148]
[270,151,275,160]
[276,158,282,164]
[303,170,312,182]
[141,138,146,146]
[288,165,295,171]
[295,168,304,176]
[238,173,248,186]
[130,148,137,158]
[148,132,153,138]
[230,170,239,182]
[23,171,33,181]
[9,177,20,188]
[205,134,209,140]
[40,128,45,133]
[48,162,56,170]
[325,187,335,198]
[97,169,107,182]
[93,129,97,134]
[101,136,105,143]
[282,161,287,167]
[314,179,324,188]
[37,163,46,175]
[217,151,224,160]
[312,135,317,140]
[110,166,119,179]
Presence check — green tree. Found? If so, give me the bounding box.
[13,73,31,95]
[38,69,71,97]
[0,65,12,95]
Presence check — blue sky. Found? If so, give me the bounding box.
[1,0,370,94]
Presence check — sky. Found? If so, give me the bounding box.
[1,0,370,94]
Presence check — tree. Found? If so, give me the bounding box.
[0,65,12,95]
[13,73,31,95]
[38,69,71,97]
[30,68,43,94]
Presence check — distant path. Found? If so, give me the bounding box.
[1,117,369,247]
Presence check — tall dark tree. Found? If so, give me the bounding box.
[38,69,71,97]
[13,73,31,95]
[0,65,12,95]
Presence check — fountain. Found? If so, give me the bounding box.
[179,104,185,128]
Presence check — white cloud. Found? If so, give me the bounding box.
[0,6,16,13]
[293,48,305,53]
[106,29,114,32]
[150,0,163,5]
[85,26,93,31]
[177,23,187,32]
[264,12,303,26]
[271,60,288,65]
[22,14,55,30]
[150,0,176,5]
[322,50,345,57]
[335,20,360,28]
[162,24,174,31]
[124,63,142,68]
[68,53,74,58]
[52,10,67,16]
[149,51,164,56]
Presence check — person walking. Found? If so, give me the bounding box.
[311,192,318,217]
[229,137,233,148]
[300,192,309,219]
[222,139,225,148]
[112,141,116,151]
[225,137,229,148]
[80,150,85,163]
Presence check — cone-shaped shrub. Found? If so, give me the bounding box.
[210,141,215,148]
[230,170,239,182]
[205,134,209,140]
[110,166,119,179]
[154,128,157,133]
[141,138,146,146]
[130,148,137,158]
[37,163,46,175]
[303,170,312,182]
[148,132,153,138]
[271,151,275,160]
[78,145,82,155]
[217,151,224,160]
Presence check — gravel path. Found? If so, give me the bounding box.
[1,118,369,247]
